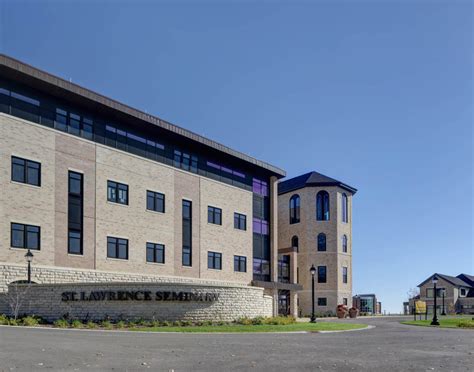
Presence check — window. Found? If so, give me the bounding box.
[182,200,192,266]
[291,235,299,251]
[107,237,128,259]
[68,171,83,255]
[253,258,270,281]
[11,223,40,250]
[289,194,300,224]
[316,191,330,221]
[208,251,222,270]
[318,266,327,283]
[11,156,41,186]
[234,255,247,272]
[343,266,348,284]
[174,150,198,173]
[252,178,268,197]
[317,233,326,251]
[253,218,269,235]
[426,288,446,298]
[208,206,222,225]
[318,298,327,306]
[460,288,467,297]
[107,181,128,205]
[278,255,290,283]
[146,242,165,264]
[343,298,348,306]
[342,235,348,253]
[234,213,247,230]
[342,193,348,223]
[146,191,165,213]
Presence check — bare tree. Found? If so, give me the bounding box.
[1,282,31,320]
[407,287,419,300]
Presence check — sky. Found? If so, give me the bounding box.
[1,0,472,313]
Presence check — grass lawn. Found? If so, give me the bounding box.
[401,318,474,329]
[128,322,367,333]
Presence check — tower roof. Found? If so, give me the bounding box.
[278,171,357,195]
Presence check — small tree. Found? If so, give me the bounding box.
[407,287,419,300]
[2,282,31,320]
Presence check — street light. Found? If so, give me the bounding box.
[310,265,317,323]
[25,249,34,284]
[430,276,440,326]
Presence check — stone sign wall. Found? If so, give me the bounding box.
[2,281,273,322]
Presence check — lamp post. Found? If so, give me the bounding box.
[310,265,317,323]
[441,293,446,316]
[430,276,440,326]
[25,249,34,284]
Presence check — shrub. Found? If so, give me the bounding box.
[202,320,213,326]
[457,320,474,329]
[86,321,98,329]
[160,320,172,327]
[251,316,265,325]
[172,320,182,327]
[180,320,192,327]
[54,319,69,328]
[0,314,9,325]
[263,316,296,325]
[216,320,226,326]
[116,320,127,329]
[236,317,253,325]
[100,320,113,329]
[8,318,19,326]
[21,316,39,327]
[71,320,83,328]
[150,320,161,328]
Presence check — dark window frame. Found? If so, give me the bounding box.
[289,194,300,224]
[107,236,129,260]
[207,206,222,225]
[234,255,247,272]
[317,233,327,251]
[11,156,41,186]
[316,190,330,221]
[317,266,327,283]
[317,297,327,306]
[68,171,83,255]
[146,190,165,213]
[234,212,247,230]
[10,222,41,250]
[343,266,348,284]
[342,193,348,223]
[208,251,222,270]
[107,180,129,205]
[146,242,165,264]
[342,235,348,253]
[182,200,192,266]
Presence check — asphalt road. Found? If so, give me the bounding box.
[0,316,472,371]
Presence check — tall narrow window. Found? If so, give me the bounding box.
[343,266,348,283]
[234,255,247,272]
[317,233,326,251]
[342,235,348,253]
[342,193,348,223]
[68,171,83,255]
[291,235,299,251]
[289,194,300,224]
[11,156,41,186]
[234,213,247,230]
[316,191,330,221]
[182,200,192,266]
[317,266,327,283]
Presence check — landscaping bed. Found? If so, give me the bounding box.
[401,318,474,329]
[0,314,367,333]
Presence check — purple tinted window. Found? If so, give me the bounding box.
[253,179,268,196]
[253,218,269,235]
[233,170,245,179]
[222,166,233,174]
[207,161,220,169]
[261,220,269,235]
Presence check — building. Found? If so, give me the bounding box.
[352,294,381,315]
[0,54,298,318]
[416,273,474,315]
[278,172,356,316]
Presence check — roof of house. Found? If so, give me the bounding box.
[418,273,474,288]
[457,274,474,287]
[278,171,357,195]
[0,54,286,177]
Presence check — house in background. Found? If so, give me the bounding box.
[417,273,474,314]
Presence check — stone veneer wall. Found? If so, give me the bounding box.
[3,281,271,322]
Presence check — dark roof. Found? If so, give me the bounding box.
[418,273,474,288]
[457,274,474,287]
[278,171,357,195]
[0,54,285,177]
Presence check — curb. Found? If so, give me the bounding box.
[317,325,375,333]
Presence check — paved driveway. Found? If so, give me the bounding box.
[0,316,472,371]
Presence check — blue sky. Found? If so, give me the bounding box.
[1,1,472,313]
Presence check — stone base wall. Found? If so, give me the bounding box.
[2,281,273,322]
[0,263,274,320]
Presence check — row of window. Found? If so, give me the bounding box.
[289,191,349,224]
[0,83,277,195]
[313,265,349,284]
[290,234,349,253]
